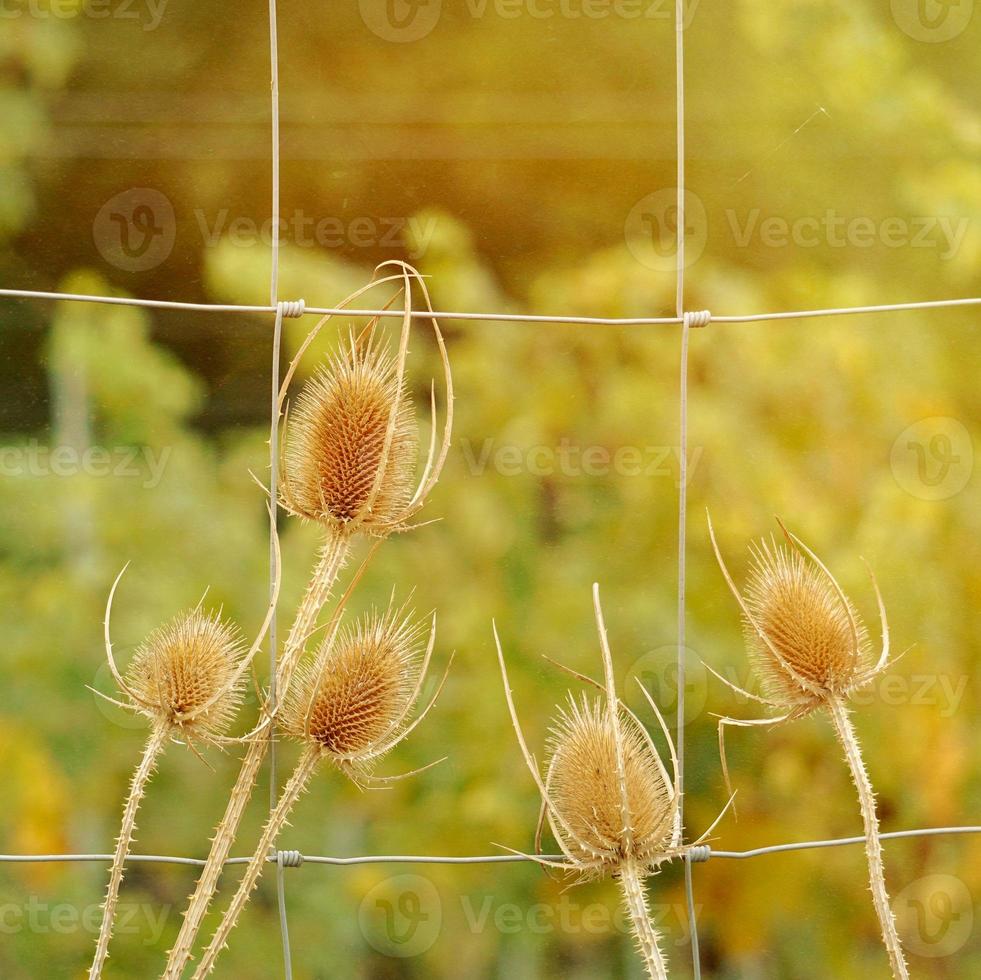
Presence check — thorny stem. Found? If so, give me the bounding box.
[276,535,351,695]
[618,859,669,980]
[162,536,349,979]
[827,697,909,980]
[191,746,321,979]
[90,726,168,979]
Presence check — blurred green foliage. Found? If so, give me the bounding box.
[0,1,979,977]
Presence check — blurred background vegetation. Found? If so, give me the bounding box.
[1,0,979,977]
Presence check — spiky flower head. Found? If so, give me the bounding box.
[545,695,675,873]
[281,330,418,537]
[742,536,870,703]
[124,609,246,740]
[281,603,427,775]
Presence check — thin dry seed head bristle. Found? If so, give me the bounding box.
[125,610,245,738]
[282,331,417,535]
[282,605,424,761]
[743,538,870,701]
[545,694,674,870]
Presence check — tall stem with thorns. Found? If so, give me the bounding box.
[163,537,349,977]
[493,584,733,980]
[192,747,320,979]
[191,601,445,976]
[90,567,271,980]
[706,514,909,980]
[827,698,907,979]
[90,726,167,979]
[163,263,453,978]
[620,858,669,980]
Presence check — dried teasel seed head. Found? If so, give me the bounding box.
[545,695,675,871]
[282,604,425,764]
[125,610,246,739]
[281,330,418,536]
[743,538,870,701]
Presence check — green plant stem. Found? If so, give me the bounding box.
[192,746,320,979]
[827,697,909,980]
[619,858,669,980]
[90,726,168,979]
[161,535,348,979]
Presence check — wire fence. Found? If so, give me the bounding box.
[2,825,980,868]
[1,0,978,977]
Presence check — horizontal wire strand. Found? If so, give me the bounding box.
[1,286,979,325]
[1,825,978,867]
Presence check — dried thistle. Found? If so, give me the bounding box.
[706,513,908,980]
[190,601,450,979]
[163,261,453,979]
[494,584,727,980]
[88,552,278,980]
[280,329,418,535]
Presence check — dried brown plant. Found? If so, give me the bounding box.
[494,584,728,980]
[279,329,418,534]
[706,512,909,980]
[163,261,453,979]
[89,544,279,980]
[190,600,449,978]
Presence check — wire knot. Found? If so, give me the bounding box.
[276,849,304,868]
[278,299,306,319]
[683,309,711,329]
[687,844,711,863]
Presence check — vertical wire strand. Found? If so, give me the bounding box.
[267,0,292,976]
[276,850,294,978]
[675,0,702,975]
